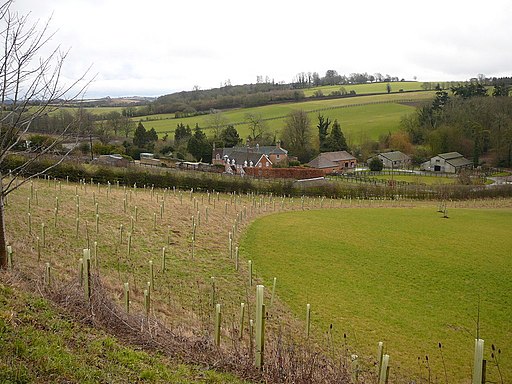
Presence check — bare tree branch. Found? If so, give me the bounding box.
[0,1,93,268]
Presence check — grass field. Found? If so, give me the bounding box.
[0,282,245,383]
[63,88,435,146]
[137,91,435,144]
[4,175,512,382]
[302,81,423,97]
[365,173,460,185]
[240,207,512,382]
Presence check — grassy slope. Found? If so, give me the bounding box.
[302,81,422,97]
[0,281,245,383]
[138,91,434,144]
[1,179,262,383]
[240,207,512,382]
[78,86,433,145]
[4,176,512,382]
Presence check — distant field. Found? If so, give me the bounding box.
[57,88,435,145]
[138,91,435,144]
[368,173,459,185]
[241,207,512,382]
[58,106,125,115]
[302,81,422,97]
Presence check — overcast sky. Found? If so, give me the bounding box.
[12,0,512,99]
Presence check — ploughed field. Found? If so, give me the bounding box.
[240,206,512,382]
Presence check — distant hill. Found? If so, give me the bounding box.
[64,96,156,108]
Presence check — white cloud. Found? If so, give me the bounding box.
[10,0,512,97]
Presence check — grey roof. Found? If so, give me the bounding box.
[438,152,464,160]
[446,157,473,168]
[225,150,269,166]
[215,145,287,158]
[257,146,288,155]
[379,151,410,162]
[307,151,356,169]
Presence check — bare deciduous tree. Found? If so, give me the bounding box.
[281,110,314,163]
[0,0,91,268]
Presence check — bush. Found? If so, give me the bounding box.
[78,142,90,154]
[369,157,384,171]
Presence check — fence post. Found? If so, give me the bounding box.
[214,303,221,347]
[377,341,384,376]
[82,249,91,302]
[7,245,13,268]
[239,302,245,339]
[255,284,265,369]
[248,260,253,287]
[45,262,51,285]
[472,339,484,384]
[378,354,389,384]
[305,303,311,338]
[161,247,166,272]
[351,354,359,383]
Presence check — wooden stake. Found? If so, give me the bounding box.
[255,285,265,369]
[214,303,221,347]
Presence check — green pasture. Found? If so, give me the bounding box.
[302,81,423,97]
[56,106,125,116]
[84,106,125,115]
[139,103,415,145]
[241,207,512,382]
[367,173,459,185]
[137,91,435,144]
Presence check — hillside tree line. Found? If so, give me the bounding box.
[401,83,512,167]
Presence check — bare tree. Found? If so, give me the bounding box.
[205,110,228,141]
[244,112,270,145]
[281,110,314,163]
[0,1,91,269]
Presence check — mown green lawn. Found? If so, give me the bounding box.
[240,207,512,382]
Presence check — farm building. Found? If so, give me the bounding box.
[307,151,357,174]
[176,161,212,171]
[139,153,161,167]
[421,152,473,173]
[213,142,288,166]
[370,151,411,169]
[92,154,130,167]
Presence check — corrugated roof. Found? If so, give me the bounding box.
[438,152,464,160]
[379,151,410,162]
[446,157,472,168]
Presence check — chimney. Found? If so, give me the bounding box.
[276,140,281,149]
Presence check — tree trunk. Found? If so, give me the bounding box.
[0,176,7,269]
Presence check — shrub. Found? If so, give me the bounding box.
[369,157,384,171]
